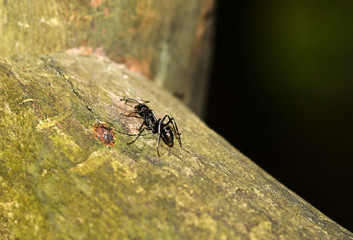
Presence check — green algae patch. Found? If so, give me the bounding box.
[0,54,352,239]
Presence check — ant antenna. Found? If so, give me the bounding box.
[120,97,150,105]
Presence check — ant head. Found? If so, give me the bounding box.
[135,104,149,111]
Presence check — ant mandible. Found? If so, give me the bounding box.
[120,97,185,157]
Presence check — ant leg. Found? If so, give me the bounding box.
[156,118,164,157]
[161,115,183,148]
[126,121,148,144]
[127,127,146,144]
[126,111,143,118]
[171,118,184,149]
[121,97,149,105]
[116,130,152,137]
[156,133,161,157]
[165,116,190,154]
[158,115,168,134]
[157,115,182,156]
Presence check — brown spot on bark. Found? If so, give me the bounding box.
[94,123,115,146]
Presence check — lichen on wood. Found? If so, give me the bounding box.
[0,53,352,239]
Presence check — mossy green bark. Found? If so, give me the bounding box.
[0,53,352,239]
[0,0,213,116]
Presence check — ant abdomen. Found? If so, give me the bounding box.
[161,126,174,147]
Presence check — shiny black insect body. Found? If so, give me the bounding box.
[121,97,184,156]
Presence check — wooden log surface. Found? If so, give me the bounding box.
[0,0,214,116]
[0,53,352,239]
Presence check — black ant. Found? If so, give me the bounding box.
[120,97,185,157]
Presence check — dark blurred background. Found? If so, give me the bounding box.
[205,0,353,231]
